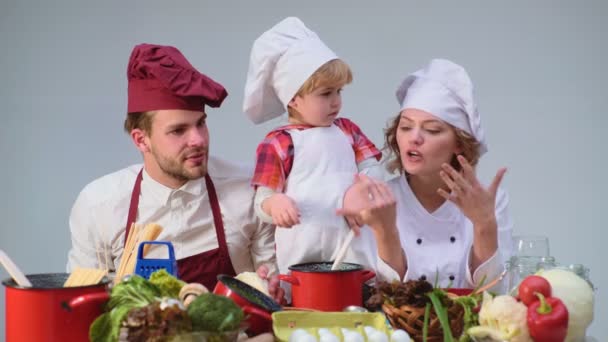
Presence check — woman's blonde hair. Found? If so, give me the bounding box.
[383,113,481,174]
[287,59,353,117]
[124,111,156,135]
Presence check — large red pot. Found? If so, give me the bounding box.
[213,274,282,336]
[279,262,375,311]
[3,273,110,342]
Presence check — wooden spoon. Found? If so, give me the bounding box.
[0,249,32,287]
[331,230,355,271]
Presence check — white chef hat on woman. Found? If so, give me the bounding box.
[243,17,338,124]
[396,58,488,155]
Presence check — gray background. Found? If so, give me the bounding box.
[1,0,605,338]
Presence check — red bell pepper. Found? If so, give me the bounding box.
[527,293,568,342]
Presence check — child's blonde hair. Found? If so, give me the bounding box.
[288,59,352,117]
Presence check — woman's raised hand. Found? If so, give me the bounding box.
[437,155,507,227]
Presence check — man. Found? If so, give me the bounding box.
[67,43,281,298]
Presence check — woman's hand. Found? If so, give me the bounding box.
[338,174,406,279]
[438,155,506,270]
[262,193,300,228]
[338,174,397,234]
[437,155,506,229]
[256,264,286,305]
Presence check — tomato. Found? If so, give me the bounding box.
[518,275,552,306]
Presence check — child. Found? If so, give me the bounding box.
[243,17,383,274]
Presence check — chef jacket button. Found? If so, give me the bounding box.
[449,275,455,281]
[450,236,456,243]
[416,238,422,245]
[420,275,427,281]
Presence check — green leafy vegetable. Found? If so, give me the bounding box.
[453,295,480,342]
[422,302,431,341]
[90,275,161,341]
[108,275,161,309]
[149,269,186,298]
[428,290,455,342]
[89,312,112,342]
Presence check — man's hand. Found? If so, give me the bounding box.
[256,264,286,305]
[262,193,300,228]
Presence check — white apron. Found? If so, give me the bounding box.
[275,124,377,274]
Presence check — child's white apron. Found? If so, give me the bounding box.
[275,124,377,275]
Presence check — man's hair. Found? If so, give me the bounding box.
[383,113,481,174]
[124,111,156,135]
[287,59,353,117]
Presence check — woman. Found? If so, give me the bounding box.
[377,58,514,289]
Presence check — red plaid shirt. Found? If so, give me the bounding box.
[252,117,382,192]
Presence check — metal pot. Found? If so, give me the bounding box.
[213,274,282,336]
[279,262,375,311]
[3,273,110,342]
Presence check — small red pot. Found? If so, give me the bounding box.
[3,273,110,342]
[213,275,282,336]
[279,262,375,311]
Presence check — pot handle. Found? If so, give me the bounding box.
[63,292,110,312]
[278,274,299,286]
[242,305,272,321]
[360,270,376,283]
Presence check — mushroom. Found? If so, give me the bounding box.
[178,283,208,307]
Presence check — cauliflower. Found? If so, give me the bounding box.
[187,293,244,333]
[538,268,594,342]
[470,292,532,342]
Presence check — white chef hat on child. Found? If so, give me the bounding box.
[243,17,338,124]
[396,58,488,155]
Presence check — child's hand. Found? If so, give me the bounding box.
[263,193,301,228]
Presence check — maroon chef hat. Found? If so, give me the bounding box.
[127,43,228,113]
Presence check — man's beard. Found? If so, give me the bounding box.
[151,147,208,183]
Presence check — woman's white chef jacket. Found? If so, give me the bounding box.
[377,175,513,289]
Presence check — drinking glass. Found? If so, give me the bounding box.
[512,235,550,257]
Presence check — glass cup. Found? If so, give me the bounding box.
[512,235,550,258]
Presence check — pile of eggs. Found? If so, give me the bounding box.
[288,326,411,342]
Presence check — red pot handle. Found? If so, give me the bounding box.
[242,304,272,321]
[360,270,376,283]
[278,274,299,286]
[65,292,110,311]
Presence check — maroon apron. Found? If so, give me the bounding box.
[124,170,236,289]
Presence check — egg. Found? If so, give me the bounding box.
[390,329,411,342]
[342,330,364,342]
[318,328,332,336]
[319,332,339,342]
[289,329,311,342]
[367,331,389,342]
[298,334,318,342]
[363,326,377,336]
